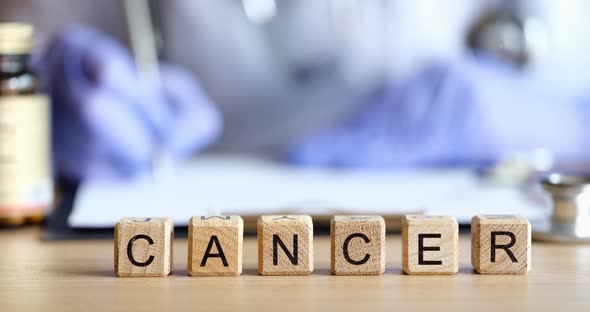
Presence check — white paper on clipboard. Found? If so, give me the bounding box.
[68,155,550,228]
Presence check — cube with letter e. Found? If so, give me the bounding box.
[402,215,459,275]
[471,215,531,274]
[258,215,313,275]
[187,215,243,276]
[114,217,173,277]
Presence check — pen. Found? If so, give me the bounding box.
[123,0,174,179]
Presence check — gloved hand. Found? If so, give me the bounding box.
[286,56,590,168]
[37,24,221,181]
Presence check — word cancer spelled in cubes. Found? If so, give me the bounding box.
[114,214,531,277]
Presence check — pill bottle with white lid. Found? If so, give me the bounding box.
[0,23,53,225]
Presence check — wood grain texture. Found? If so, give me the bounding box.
[331,215,385,275]
[2,227,590,311]
[471,215,531,274]
[402,215,458,275]
[258,215,313,275]
[187,215,243,276]
[114,217,173,277]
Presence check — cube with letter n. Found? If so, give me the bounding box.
[471,215,531,274]
[258,215,313,275]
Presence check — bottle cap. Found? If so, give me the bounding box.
[0,23,33,54]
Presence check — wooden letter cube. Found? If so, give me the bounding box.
[114,217,173,277]
[471,215,531,274]
[331,215,385,275]
[402,215,458,275]
[258,215,313,275]
[188,215,243,276]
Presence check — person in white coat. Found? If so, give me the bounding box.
[1,0,590,180]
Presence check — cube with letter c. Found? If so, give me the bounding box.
[331,215,385,275]
[402,215,459,275]
[114,217,173,277]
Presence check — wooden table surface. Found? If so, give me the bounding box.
[1,226,589,311]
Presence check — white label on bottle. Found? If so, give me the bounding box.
[0,95,53,210]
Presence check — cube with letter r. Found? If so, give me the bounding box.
[471,215,531,274]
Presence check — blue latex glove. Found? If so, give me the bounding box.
[37,25,221,180]
[287,57,590,168]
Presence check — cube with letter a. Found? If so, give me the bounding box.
[187,215,243,276]
[331,215,385,275]
[258,215,313,275]
[402,215,459,275]
[471,215,531,274]
[114,217,173,277]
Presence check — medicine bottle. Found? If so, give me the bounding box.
[0,23,52,225]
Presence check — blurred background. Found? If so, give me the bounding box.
[1,0,590,232]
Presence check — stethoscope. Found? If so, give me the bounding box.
[534,174,590,243]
